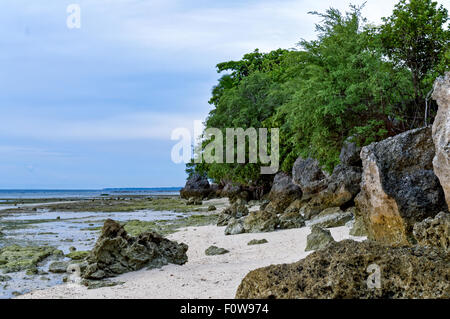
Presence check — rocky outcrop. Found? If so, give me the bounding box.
[291,145,362,221]
[292,158,328,195]
[432,72,450,208]
[243,211,279,233]
[413,211,450,251]
[236,240,450,299]
[224,218,245,235]
[264,172,302,214]
[355,126,448,246]
[339,138,362,166]
[217,202,249,226]
[279,210,305,229]
[306,207,354,228]
[180,173,211,199]
[82,219,188,279]
[349,216,368,237]
[305,226,335,251]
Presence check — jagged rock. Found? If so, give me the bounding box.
[432,72,450,208]
[220,183,242,202]
[207,205,216,211]
[279,210,306,229]
[217,213,233,227]
[243,211,279,233]
[264,172,302,214]
[224,218,245,235]
[355,126,448,246]
[292,158,328,195]
[180,173,211,199]
[349,216,368,237]
[340,138,362,166]
[49,261,70,274]
[247,239,268,246]
[283,199,305,214]
[236,240,450,299]
[413,212,450,251]
[217,202,249,226]
[82,219,188,279]
[205,246,229,256]
[306,207,354,228]
[0,275,11,282]
[305,226,335,251]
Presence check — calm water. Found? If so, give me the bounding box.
[0,188,181,199]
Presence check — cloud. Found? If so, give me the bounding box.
[0,111,204,141]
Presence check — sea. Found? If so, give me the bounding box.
[0,188,182,199]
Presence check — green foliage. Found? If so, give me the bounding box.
[188,0,449,184]
[379,0,449,125]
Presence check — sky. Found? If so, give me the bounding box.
[0,0,419,189]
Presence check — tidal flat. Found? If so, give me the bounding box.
[0,196,224,298]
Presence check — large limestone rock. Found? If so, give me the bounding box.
[340,138,362,166]
[236,240,450,299]
[432,72,450,208]
[264,172,302,214]
[305,226,335,251]
[82,219,188,279]
[292,158,328,195]
[217,202,249,227]
[278,210,305,229]
[243,211,279,233]
[306,164,361,212]
[355,127,448,246]
[413,212,450,251]
[306,207,354,229]
[180,173,211,199]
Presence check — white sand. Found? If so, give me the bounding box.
[18,223,364,299]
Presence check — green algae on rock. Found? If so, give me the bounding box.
[205,246,229,256]
[82,219,188,280]
[247,239,268,246]
[236,240,450,299]
[124,214,218,237]
[0,245,63,274]
[66,251,90,261]
[305,226,335,251]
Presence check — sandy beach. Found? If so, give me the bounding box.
[18,223,364,299]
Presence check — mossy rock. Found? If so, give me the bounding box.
[247,239,268,246]
[0,245,62,273]
[66,251,90,261]
[305,226,335,251]
[205,246,229,256]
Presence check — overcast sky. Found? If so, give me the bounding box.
[0,0,432,189]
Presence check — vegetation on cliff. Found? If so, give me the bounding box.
[188,0,449,185]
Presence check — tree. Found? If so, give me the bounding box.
[379,0,449,122]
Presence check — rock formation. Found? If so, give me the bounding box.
[292,158,328,195]
[305,226,335,251]
[82,219,188,279]
[355,126,447,246]
[413,211,449,251]
[236,240,450,299]
[180,173,211,199]
[432,72,450,208]
[264,172,302,214]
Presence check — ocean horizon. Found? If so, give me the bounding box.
[0,187,182,199]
